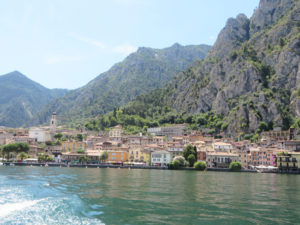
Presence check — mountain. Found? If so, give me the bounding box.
[0,71,68,127]
[33,43,211,126]
[87,0,300,137]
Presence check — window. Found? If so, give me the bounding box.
[112,157,116,160]
[112,153,116,156]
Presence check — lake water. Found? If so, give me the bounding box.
[0,166,299,225]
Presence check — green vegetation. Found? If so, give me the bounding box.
[229,162,242,171]
[194,161,206,171]
[183,145,197,167]
[35,44,211,127]
[54,133,63,140]
[38,154,53,162]
[99,151,108,162]
[187,154,196,167]
[76,149,85,154]
[277,151,289,156]
[1,143,29,160]
[0,71,67,127]
[78,156,89,164]
[169,160,181,170]
[18,152,28,161]
[76,134,84,141]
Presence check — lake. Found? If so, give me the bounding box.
[0,166,299,224]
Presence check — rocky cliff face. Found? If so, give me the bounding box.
[164,0,300,134]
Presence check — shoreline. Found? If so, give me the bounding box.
[2,162,300,174]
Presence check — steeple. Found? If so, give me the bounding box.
[50,112,57,134]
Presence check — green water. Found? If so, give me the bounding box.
[0,167,299,224]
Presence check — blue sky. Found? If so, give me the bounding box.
[0,0,260,89]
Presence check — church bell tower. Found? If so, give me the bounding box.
[50,112,57,134]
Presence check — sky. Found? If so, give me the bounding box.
[0,0,260,90]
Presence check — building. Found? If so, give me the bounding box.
[50,112,57,134]
[29,128,51,143]
[250,147,279,167]
[167,143,184,160]
[261,128,295,141]
[151,151,171,166]
[61,141,86,152]
[282,141,300,152]
[206,152,239,168]
[147,125,186,137]
[107,150,129,163]
[128,147,151,164]
[212,142,233,152]
[276,152,300,171]
[109,125,123,138]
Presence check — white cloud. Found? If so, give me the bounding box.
[46,55,83,64]
[209,35,216,40]
[77,37,106,49]
[112,44,137,55]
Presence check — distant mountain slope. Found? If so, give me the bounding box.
[0,71,68,127]
[91,0,300,137]
[34,43,210,126]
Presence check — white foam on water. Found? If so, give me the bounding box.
[0,199,43,218]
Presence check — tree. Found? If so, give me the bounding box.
[2,143,29,160]
[18,152,28,161]
[187,154,196,167]
[38,153,53,162]
[78,156,89,164]
[194,161,206,171]
[76,134,83,141]
[99,151,108,162]
[229,162,242,171]
[183,144,196,160]
[54,133,63,140]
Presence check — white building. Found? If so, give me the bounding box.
[151,151,171,166]
[213,142,233,152]
[29,127,51,143]
[147,125,186,137]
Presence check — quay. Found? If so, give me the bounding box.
[3,162,299,174]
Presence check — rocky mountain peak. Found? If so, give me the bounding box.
[250,0,295,35]
[208,13,250,59]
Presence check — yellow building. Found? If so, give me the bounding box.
[62,141,86,152]
[276,152,300,171]
[129,147,151,165]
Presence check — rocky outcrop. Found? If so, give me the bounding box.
[164,0,300,135]
[208,14,250,59]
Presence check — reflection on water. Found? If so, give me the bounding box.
[0,167,299,225]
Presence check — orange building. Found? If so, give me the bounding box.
[107,150,129,163]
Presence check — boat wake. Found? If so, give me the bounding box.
[0,199,44,218]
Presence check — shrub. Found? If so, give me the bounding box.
[172,160,181,169]
[187,154,196,167]
[194,161,206,171]
[76,149,85,154]
[173,156,185,166]
[169,160,181,170]
[229,162,242,171]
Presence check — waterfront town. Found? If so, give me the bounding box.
[1,112,300,172]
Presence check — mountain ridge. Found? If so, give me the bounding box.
[32,43,211,126]
[0,71,68,127]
